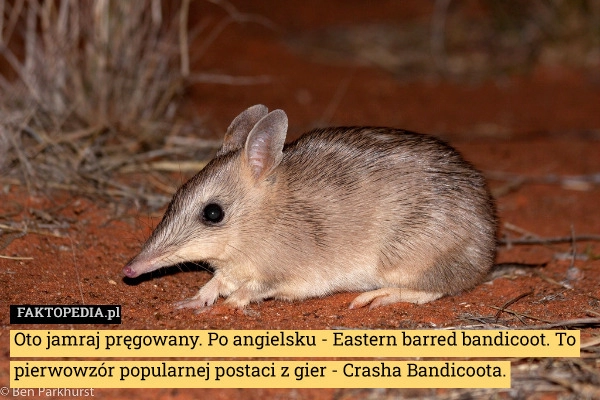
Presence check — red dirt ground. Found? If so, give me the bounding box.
[2,1,599,399]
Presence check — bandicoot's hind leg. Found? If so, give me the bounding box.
[349,287,444,309]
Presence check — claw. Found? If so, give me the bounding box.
[175,296,215,310]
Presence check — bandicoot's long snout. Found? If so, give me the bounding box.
[122,258,160,278]
[123,252,176,278]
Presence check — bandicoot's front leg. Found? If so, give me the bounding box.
[175,273,268,311]
[175,275,223,311]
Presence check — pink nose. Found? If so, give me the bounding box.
[122,265,138,278]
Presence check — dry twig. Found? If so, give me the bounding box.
[0,254,33,260]
[488,305,553,324]
[494,290,534,323]
[0,222,65,238]
[499,235,600,246]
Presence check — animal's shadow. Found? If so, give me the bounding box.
[122,261,213,286]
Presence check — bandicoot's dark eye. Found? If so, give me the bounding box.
[202,203,224,224]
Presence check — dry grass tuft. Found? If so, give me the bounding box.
[1,0,188,137]
[0,0,218,208]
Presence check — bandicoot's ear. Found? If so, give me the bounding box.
[216,104,269,156]
[243,109,288,181]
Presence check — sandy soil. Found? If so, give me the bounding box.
[2,1,599,399]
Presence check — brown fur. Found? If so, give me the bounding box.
[123,105,497,311]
